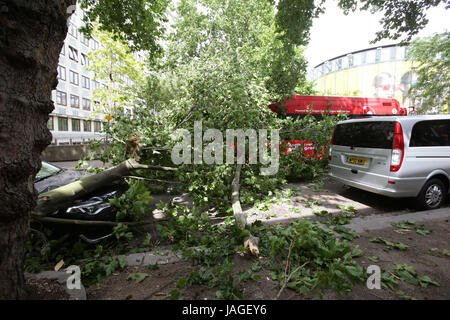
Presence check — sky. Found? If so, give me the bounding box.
[303,2,450,74]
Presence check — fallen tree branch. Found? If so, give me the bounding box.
[231,164,246,230]
[276,261,309,300]
[173,104,198,130]
[33,159,178,217]
[282,237,298,285]
[231,164,260,256]
[123,176,184,185]
[32,216,153,227]
[140,147,171,152]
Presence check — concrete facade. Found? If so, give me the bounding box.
[49,2,145,145]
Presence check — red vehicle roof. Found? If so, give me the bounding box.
[269,95,406,116]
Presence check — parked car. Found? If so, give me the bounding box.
[35,161,86,194]
[328,115,450,210]
[35,161,127,221]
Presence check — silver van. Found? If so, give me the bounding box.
[328,115,450,210]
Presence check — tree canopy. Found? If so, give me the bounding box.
[79,0,170,54]
[87,25,146,118]
[407,32,450,113]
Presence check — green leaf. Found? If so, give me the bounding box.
[414,226,432,236]
[396,290,416,300]
[418,275,439,288]
[351,245,364,258]
[169,289,183,300]
[126,273,149,282]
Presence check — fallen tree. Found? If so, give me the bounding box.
[34,155,260,256]
[31,216,153,227]
[33,158,178,217]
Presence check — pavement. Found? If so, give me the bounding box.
[346,206,450,233]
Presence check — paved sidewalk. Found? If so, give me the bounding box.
[346,207,450,233]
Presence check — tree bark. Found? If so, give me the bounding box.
[0,0,75,299]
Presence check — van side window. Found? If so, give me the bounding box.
[410,120,450,147]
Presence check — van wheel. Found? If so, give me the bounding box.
[415,179,447,210]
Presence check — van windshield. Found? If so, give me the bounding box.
[333,121,395,149]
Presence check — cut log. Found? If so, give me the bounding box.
[33,159,178,217]
[244,236,260,256]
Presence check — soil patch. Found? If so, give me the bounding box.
[24,277,70,300]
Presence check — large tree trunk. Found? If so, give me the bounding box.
[0,0,75,299]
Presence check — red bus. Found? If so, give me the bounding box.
[270,95,407,156]
[269,95,407,118]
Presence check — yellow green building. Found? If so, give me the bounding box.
[310,44,422,113]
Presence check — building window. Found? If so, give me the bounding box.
[80,32,90,46]
[70,94,80,108]
[58,117,68,131]
[91,39,100,50]
[325,61,332,74]
[84,120,92,132]
[82,98,91,111]
[336,58,342,71]
[72,119,81,132]
[375,48,382,63]
[81,53,89,66]
[93,100,101,111]
[381,47,390,62]
[55,91,67,106]
[57,65,66,81]
[94,121,102,132]
[68,23,78,39]
[81,76,90,89]
[68,46,79,62]
[47,117,54,130]
[404,46,410,59]
[61,45,65,56]
[361,51,367,64]
[92,80,100,90]
[347,54,354,67]
[69,70,79,85]
[390,47,397,60]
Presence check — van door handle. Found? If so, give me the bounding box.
[351,169,358,174]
